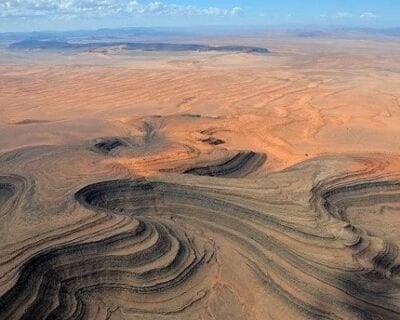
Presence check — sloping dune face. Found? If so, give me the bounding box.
[0,37,400,320]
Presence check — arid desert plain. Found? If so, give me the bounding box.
[0,32,400,319]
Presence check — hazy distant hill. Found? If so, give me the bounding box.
[3,26,400,44]
[294,27,400,38]
[0,27,188,42]
[9,39,270,54]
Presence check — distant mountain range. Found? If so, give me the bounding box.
[0,27,189,42]
[9,39,270,54]
[295,27,400,38]
[2,26,400,45]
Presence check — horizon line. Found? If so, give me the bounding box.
[1,24,400,35]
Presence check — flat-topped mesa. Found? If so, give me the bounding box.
[9,40,270,54]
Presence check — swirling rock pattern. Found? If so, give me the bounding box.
[92,138,131,155]
[0,132,399,319]
[183,151,266,178]
[0,217,214,319]
[0,175,26,220]
[201,137,225,146]
[0,179,16,212]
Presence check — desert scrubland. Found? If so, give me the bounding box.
[0,35,400,319]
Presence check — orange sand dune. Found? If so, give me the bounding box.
[1,38,399,172]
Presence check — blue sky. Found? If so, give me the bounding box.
[0,0,399,32]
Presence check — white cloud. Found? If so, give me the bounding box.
[0,0,244,18]
[333,11,353,19]
[360,12,377,19]
[230,7,243,16]
[320,11,378,21]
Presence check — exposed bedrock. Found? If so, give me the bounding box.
[0,216,215,319]
[0,175,26,219]
[201,137,225,146]
[73,178,400,320]
[92,137,130,155]
[91,120,165,156]
[315,179,400,279]
[0,182,15,206]
[2,151,400,319]
[183,151,266,178]
[321,180,400,238]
